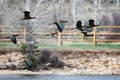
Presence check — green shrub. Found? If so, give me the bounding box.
[20,43,27,55]
[19,43,40,70]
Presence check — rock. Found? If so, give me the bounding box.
[72,68,78,73]
[46,63,51,66]
[113,61,117,64]
[7,64,17,70]
[8,57,12,62]
[112,58,116,61]
[17,62,27,70]
[64,66,68,69]
[0,63,7,69]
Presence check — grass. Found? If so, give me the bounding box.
[62,42,120,50]
[0,42,17,49]
[0,41,120,50]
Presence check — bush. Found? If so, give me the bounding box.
[19,43,39,70]
[20,43,27,55]
[38,49,52,64]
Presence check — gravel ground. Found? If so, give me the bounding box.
[0,49,120,75]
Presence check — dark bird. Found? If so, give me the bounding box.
[89,19,95,27]
[24,59,32,70]
[76,20,82,29]
[6,34,19,44]
[75,19,99,36]
[21,11,35,20]
[46,30,58,39]
[46,33,56,39]
[85,19,99,28]
[74,20,88,36]
[75,20,85,31]
[53,20,67,33]
[84,19,99,34]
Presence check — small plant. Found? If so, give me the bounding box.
[27,54,38,69]
[20,43,40,55]
[20,43,27,55]
[19,43,39,70]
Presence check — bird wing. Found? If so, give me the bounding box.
[10,36,17,44]
[51,34,56,38]
[57,21,64,30]
[26,59,32,67]
[56,22,63,32]
[89,19,95,27]
[13,34,19,37]
[83,27,94,32]
[76,20,82,29]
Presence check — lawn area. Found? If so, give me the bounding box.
[0,41,120,50]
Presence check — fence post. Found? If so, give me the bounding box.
[24,25,27,43]
[58,32,62,47]
[0,29,1,37]
[93,27,97,47]
[82,34,85,40]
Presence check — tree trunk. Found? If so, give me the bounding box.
[25,20,34,57]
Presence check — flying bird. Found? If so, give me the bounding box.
[84,19,99,33]
[75,20,84,31]
[75,19,99,36]
[20,11,35,20]
[24,59,32,70]
[85,19,99,28]
[74,20,87,36]
[6,34,19,44]
[46,33,56,39]
[53,20,67,33]
[46,30,58,39]
[6,34,19,46]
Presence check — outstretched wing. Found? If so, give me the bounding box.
[55,22,63,32]
[25,59,32,67]
[76,20,82,29]
[83,27,94,32]
[53,21,67,33]
[57,21,64,30]
[9,35,17,44]
[89,19,95,27]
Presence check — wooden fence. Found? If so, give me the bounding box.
[0,25,25,42]
[93,26,120,47]
[0,25,58,43]
[58,26,120,47]
[0,25,120,47]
